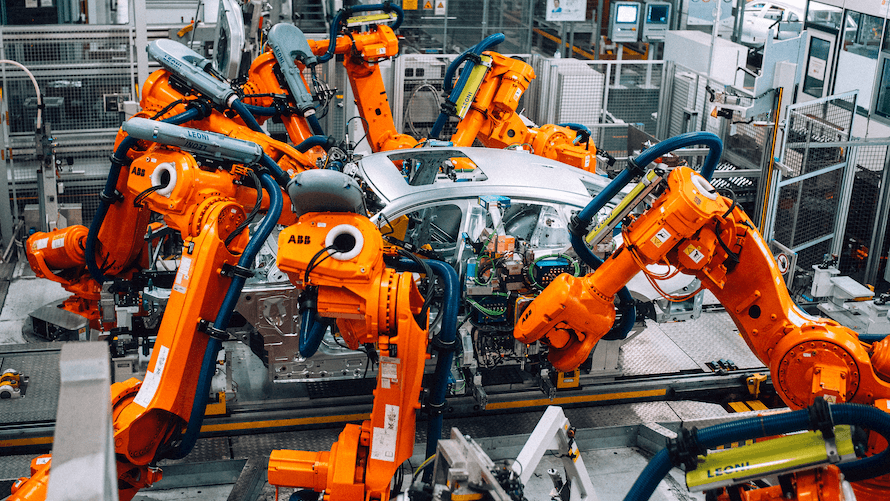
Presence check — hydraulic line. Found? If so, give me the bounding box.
[295,135,332,153]
[259,151,293,188]
[85,106,208,284]
[558,122,592,145]
[306,113,324,136]
[394,258,460,462]
[317,2,404,64]
[570,131,723,341]
[430,33,505,139]
[623,402,890,501]
[243,104,277,116]
[244,104,325,136]
[297,306,328,357]
[230,98,265,133]
[169,170,283,459]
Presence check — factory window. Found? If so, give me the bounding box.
[835,11,883,114]
[882,20,890,54]
[842,11,882,59]
[805,2,844,33]
[874,59,890,119]
[803,37,832,97]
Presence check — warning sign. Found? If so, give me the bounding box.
[684,244,705,264]
[651,228,672,248]
[423,0,432,8]
[776,253,789,274]
[435,0,445,15]
[403,0,417,9]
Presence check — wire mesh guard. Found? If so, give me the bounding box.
[400,55,451,140]
[2,27,135,134]
[773,93,856,270]
[1,27,137,227]
[837,144,889,283]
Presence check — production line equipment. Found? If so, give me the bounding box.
[12,3,890,500]
[24,3,603,347]
[12,113,890,501]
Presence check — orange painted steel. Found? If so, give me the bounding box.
[709,465,844,501]
[307,26,418,152]
[514,166,890,498]
[274,213,429,500]
[449,52,598,172]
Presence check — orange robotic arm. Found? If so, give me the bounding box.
[22,105,305,330]
[514,164,890,498]
[516,165,890,408]
[11,129,286,500]
[448,51,598,172]
[307,21,418,152]
[269,211,429,501]
[11,197,252,501]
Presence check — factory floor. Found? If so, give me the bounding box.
[0,259,769,501]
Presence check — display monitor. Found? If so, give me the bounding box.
[610,1,642,43]
[616,4,639,23]
[647,4,669,24]
[642,1,671,41]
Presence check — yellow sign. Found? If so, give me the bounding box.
[403,0,418,9]
[423,1,432,8]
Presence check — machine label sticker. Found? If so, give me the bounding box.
[51,236,65,249]
[380,357,399,382]
[133,345,170,407]
[684,245,705,263]
[652,228,672,247]
[173,257,193,294]
[35,457,50,465]
[32,237,49,251]
[370,404,399,462]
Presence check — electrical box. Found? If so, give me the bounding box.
[609,1,642,43]
[642,1,671,42]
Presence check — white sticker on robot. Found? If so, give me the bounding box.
[370,404,399,462]
[173,257,192,294]
[380,357,399,382]
[51,236,65,249]
[32,238,49,251]
[684,245,704,263]
[133,345,170,407]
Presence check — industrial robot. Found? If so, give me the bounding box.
[24,30,327,335]
[11,111,453,501]
[432,34,601,172]
[251,3,602,169]
[513,133,890,500]
[24,9,600,338]
[13,117,890,501]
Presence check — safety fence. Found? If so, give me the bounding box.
[765,91,857,276]
[0,25,174,227]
